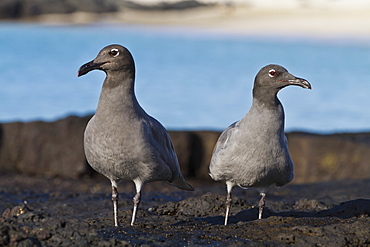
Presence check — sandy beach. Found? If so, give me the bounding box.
[33,4,370,40]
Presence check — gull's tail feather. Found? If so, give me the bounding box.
[169,177,194,191]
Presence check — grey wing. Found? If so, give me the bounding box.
[145,116,180,176]
[209,121,239,180]
[212,121,239,157]
[145,116,194,191]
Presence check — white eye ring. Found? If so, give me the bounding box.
[268,69,277,77]
[109,48,120,57]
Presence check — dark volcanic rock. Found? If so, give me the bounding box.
[0,176,369,246]
[0,0,22,19]
[287,132,370,183]
[0,116,221,179]
[1,115,370,183]
[121,0,210,11]
[170,130,220,179]
[317,199,370,218]
[0,0,117,19]
[0,0,210,19]
[0,115,92,178]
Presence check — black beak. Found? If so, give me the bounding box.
[78,60,108,77]
[288,78,312,89]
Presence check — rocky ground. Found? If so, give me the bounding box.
[1,174,369,246]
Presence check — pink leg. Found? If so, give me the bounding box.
[258,192,266,220]
[131,179,143,226]
[224,181,234,225]
[111,182,119,227]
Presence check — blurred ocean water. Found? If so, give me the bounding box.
[1,23,370,133]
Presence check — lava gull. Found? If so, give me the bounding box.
[78,44,194,226]
[209,64,311,225]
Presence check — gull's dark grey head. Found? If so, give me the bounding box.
[254,64,311,91]
[78,44,135,77]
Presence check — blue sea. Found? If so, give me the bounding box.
[1,23,370,133]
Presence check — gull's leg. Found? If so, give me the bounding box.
[131,179,143,226]
[258,192,266,220]
[224,181,234,225]
[111,181,119,227]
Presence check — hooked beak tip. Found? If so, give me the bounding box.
[289,78,312,90]
[78,61,108,77]
[302,80,312,90]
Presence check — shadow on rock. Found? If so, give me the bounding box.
[317,199,370,218]
[274,198,370,219]
[221,199,370,225]
[193,215,226,225]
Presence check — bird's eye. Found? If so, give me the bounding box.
[109,48,119,57]
[268,69,277,77]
